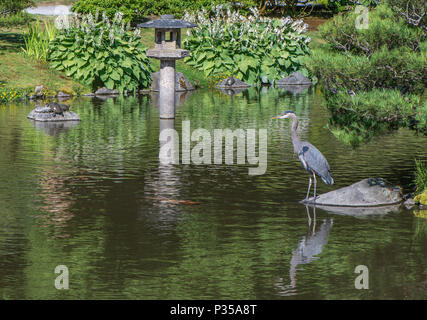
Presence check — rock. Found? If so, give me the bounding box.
[83,93,95,97]
[404,198,416,209]
[277,72,312,86]
[27,103,80,122]
[95,87,119,96]
[217,76,250,89]
[151,71,195,92]
[139,89,150,95]
[57,91,71,98]
[302,178,403,207]
[35,85,44,97]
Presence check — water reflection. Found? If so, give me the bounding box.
[311,203,401,217]
[276,206,333,296]
[277,84,311,95]
[151,91,193,108]
[28,120,80,136]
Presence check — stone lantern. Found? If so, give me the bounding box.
[138,15,197,119]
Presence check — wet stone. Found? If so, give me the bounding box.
[27,103,80,122]
[302,178,403,207]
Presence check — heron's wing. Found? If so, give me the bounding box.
[299,142,333,184]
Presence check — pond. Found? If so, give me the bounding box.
[0,87,426,299]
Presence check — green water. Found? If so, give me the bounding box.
[0,87,426,299]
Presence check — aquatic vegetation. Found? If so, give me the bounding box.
[183,5,310,85]
[48,11,153,94]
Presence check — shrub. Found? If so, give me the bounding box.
[306,45,426,94]
[318,4,424,56]
[0,12,33,28]
[71,0,253,23]
[325,89,424,146]
[0,0,34,16]
[305,2,426,143]
[48,12,153,94]
[414,159,427,195]
[183,5,310,85]
[22,19,58,61]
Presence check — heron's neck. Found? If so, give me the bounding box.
[290,115,300,153]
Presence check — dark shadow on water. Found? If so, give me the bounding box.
[0,32,25,52]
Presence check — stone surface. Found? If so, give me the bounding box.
[35,85,44,97]
[57,91,71,98]
[95,87,119,96]
[151,71,195,92]
[302,178,403,207]
[217,77,250,89]
[146,48,190,60]
[27,104,80,122]
[277,72,312,86]
[137,15,197,29]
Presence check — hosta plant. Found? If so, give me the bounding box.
[48,11,153,94]
[183,5,311,85]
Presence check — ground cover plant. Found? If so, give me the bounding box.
[48,12,153,94]
[183,5,311,85]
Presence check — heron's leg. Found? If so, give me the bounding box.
[305,176,312,201]
[312,205,317,235]
[305,205,311,227]
[313,172,317,202]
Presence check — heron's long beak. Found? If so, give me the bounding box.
[271,115,281,119]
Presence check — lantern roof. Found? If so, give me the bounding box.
[137,15,197,29]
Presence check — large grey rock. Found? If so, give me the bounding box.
[277,72,312,86]
[27,104,80,122]
[217,76,250,89]
[151,71,195,92]
[302,178,403,207]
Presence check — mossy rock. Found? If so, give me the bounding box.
[414,209,427,219]
[414,190,427,206]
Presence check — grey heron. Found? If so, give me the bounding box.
[272,110,334,202]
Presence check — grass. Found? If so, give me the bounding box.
[0,16,89,97]
[415,159,427,195]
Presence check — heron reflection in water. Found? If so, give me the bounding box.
[276,206,333,296]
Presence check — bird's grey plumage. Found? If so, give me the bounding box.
[298,142,333,185]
